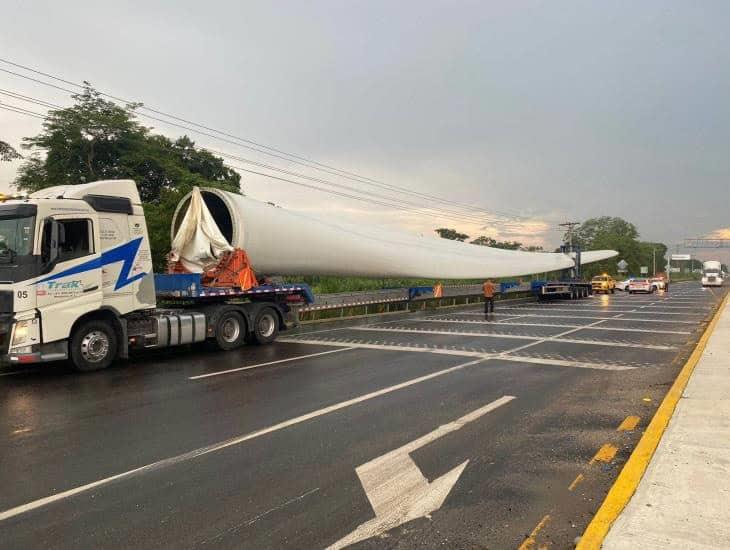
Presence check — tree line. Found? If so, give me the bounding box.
[435,217,669,279]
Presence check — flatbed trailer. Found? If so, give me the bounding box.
[531,280,592,300]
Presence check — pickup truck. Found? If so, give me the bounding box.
[591,274,616,294]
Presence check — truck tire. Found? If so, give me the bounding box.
[70,320,118,372]
[251,307,279,345]
[210,310,246,351]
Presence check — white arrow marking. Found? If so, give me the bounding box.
[328,395,516,549]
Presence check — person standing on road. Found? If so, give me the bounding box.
[482,279,498,318]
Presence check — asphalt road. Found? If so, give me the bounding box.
[1,282,725,549]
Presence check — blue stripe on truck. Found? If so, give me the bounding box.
[34,237,147,290]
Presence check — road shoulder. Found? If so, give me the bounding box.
[578,291,730,549]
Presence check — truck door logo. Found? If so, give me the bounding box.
[34,237,147,291]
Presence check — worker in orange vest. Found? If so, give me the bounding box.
[482,279,498,319]
[433,282,443,298]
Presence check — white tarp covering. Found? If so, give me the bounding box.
[171,187,618,279]
[169,187,233,271]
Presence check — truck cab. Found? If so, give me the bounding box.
[0,180,156,367]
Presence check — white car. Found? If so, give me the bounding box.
[616,279,632,291]
[628,278,654,294]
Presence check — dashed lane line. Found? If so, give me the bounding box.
[398,318,693,335]
[547,303,712,310]
[436,312,698,324]
[496,306,701,316]
[189,347,356,380]
[278,338,486,358]
[569,474,585,492]
[349,326,677,351]
[0,356,491,522]
[279,340,636,371]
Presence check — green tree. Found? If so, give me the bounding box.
[14,86,241,269]
[435,228,470,241]
[638,242,668,276]
[569,217,643,277]
[0,140,21,162]
[471,235,522,249]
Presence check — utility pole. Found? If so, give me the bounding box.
[653,247,656,276]
[559,222,581,251]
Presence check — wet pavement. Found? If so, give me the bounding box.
[0,282,725,549]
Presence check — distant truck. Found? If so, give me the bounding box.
[0,180,312,371]
[531,247,593,300]
[702,260,725,287]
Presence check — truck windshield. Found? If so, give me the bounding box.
[0,205,39,284]
[0,215,35,261]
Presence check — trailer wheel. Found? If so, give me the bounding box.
[70,320,118,372]
[211,311,246,351]
[251,307,279,345]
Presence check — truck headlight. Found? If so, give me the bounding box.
[12,320,31,346]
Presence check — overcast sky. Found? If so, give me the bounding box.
[1,0,728,262]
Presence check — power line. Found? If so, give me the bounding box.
[0,101,524,225]
[0,56,551,223]
[0,101,46,119]
[0,87,533,228]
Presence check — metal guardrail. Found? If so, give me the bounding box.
[296,284,533,323]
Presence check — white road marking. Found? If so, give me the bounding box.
[281,339,636,371]
[243,487,320,526]
[328,396,516,549]
[439,312,698,324]
[279,338,486,358]
[349,326,676,350]
[497,306,698,316]
[406,318,692,335]
[496,355,634,371]
[352,326,536,341]
[0,357,489,522]
[496,317,614,355]
[495,315,527,323]
[546,303,711,310]
[188,347,355,380]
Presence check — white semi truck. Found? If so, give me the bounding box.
[0,180,311,371]
[702,260,725,287]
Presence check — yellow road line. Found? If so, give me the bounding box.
[518,514,551,550]
[589,444,618,465]
[577,292,729,549]
[616,416,640,431]
[568,473,585,492]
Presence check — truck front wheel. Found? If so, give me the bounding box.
[251,307,279,344]
[70,320,118,372]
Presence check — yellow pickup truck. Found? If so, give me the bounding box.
[591,274,616,294]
